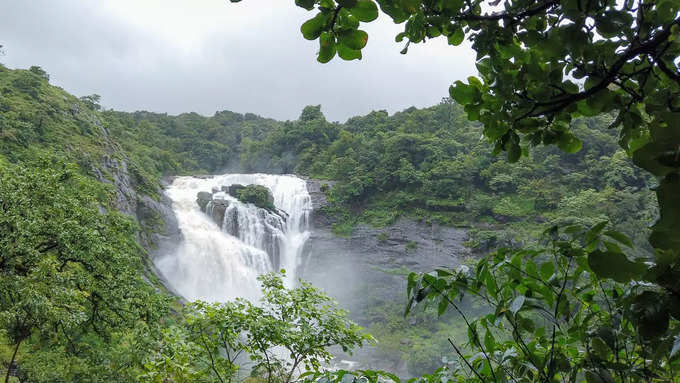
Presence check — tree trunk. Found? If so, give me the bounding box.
[4,339,21,383]
[285,359,300,383]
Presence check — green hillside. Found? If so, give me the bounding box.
[0,64,665,381]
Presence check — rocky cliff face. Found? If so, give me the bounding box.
[303,178,469,275]
[304,178,337,226]
[89,121,181,270]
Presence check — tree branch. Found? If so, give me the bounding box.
[448,338,487,383]
[456,0,560,27]
[521,18,680,120]
[655,58,680,85]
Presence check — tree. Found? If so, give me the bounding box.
[405,223,680,382]
[0,157,169,382]
[230,0,680,360]
[79,94,102,110]
[141,302,251,383]
[142,272,372,383]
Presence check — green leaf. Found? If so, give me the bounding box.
[585,221,608,245]
[426,25,441,38]
[585,370,604,383]
[507,141,521,162]
[557,132,582,153]
[301,13,328,40]
[337,0,358,7]
[449,81,479,105]
[338,29,368,50]
[587,250,646,283]
[337,43,362,60]
[539,262,554,279]
[603,240,623,254]
[603,230,633,248]
[295,0,316,10]
[649,174,680,252]
[484,330,496,352]
[406,272,417,296]
[447,25,464,46]
[318,32,337,63]
[510,295,525,315]
[632,291,670,340]
[656,0,678,24]
[349,0,378,22]
[437,297,448,316]
[591,337,611,359]
[335,8,360,31]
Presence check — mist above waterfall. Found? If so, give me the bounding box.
[155,173,312,302]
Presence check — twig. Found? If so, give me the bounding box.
[448,338,487,383]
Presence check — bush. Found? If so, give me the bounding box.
[234,184,275,211]
[491,195,536,218]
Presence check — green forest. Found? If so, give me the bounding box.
[2,0,680,382]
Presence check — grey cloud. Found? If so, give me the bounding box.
[0,0,476,121]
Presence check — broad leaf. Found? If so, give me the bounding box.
[587,250,646,283]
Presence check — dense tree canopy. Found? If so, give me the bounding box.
[0,157,170,382]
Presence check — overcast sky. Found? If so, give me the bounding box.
[0,0,476,122]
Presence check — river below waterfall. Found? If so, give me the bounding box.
[154,173,312,302]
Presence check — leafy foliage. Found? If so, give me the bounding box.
[405,223,680,382]
[142,272,372,383]
[235,184,276,211]
[0,157,170,382]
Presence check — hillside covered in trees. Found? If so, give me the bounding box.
[0,64,665,380]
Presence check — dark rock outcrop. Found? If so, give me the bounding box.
[207,198,230,226]
[301,179,470,309]
[88,125,182,297]
[97,155,137,216]
[137,194,181,256]
[302,219,469,304]
[196,191,231,227]
[93,136,181,256]
[304,179,336,210]
[304,178,337,226]
[197,191,213,211]
[301,221,469,375]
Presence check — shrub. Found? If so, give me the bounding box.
[235,184,275,211]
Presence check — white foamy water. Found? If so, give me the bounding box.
[155,174,312,302]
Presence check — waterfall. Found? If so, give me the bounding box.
[154,173,312,302]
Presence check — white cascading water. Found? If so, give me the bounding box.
[155,173,312,302]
